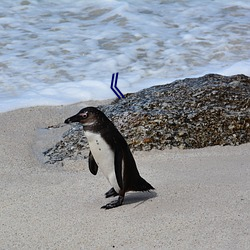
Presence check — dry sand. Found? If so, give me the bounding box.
[0,101,249,249]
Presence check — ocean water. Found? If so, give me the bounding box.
[0,0,250,112]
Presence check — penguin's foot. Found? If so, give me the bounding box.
[101,196,124,209]
[105,187,118,198]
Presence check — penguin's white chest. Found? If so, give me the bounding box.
[84,131,120,192]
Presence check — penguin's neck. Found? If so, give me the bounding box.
[82,122,107,133]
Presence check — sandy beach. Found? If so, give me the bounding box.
[0,101,249,249]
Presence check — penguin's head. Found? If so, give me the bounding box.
[65,107,109,129]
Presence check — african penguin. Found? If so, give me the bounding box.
[65,107,154,209]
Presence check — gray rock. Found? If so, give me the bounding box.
[44,74,250,164]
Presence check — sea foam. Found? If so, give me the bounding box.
[0,0,249,112]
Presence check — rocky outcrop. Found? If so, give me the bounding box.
[44,74,250,163]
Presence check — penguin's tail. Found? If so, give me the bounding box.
[132,176,154,192]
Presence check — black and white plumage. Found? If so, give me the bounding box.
[65,107,154,209]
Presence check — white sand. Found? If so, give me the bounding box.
[0,101,249,249]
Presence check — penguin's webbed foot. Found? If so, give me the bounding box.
[101,196,124,209]
[105,187,118,198]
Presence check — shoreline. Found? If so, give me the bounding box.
[0,102,249,249]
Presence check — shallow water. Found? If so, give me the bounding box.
[0,0,250,112]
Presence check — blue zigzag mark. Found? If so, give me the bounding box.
[110,72,125,99]
[110,73,120,99]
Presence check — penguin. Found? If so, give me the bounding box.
[65,107,154,209]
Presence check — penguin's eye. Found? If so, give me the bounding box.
[79,112,88,119]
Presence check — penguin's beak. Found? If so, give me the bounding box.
[64,114,81,124]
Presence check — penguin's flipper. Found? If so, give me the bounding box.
[88,151,98,175]
[105,187,118,198]
[114,146,124,190]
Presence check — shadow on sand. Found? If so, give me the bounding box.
[122,190,157,208]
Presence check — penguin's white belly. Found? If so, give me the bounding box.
[85,131,120,193]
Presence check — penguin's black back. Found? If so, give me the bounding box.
[100,119,154,192]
